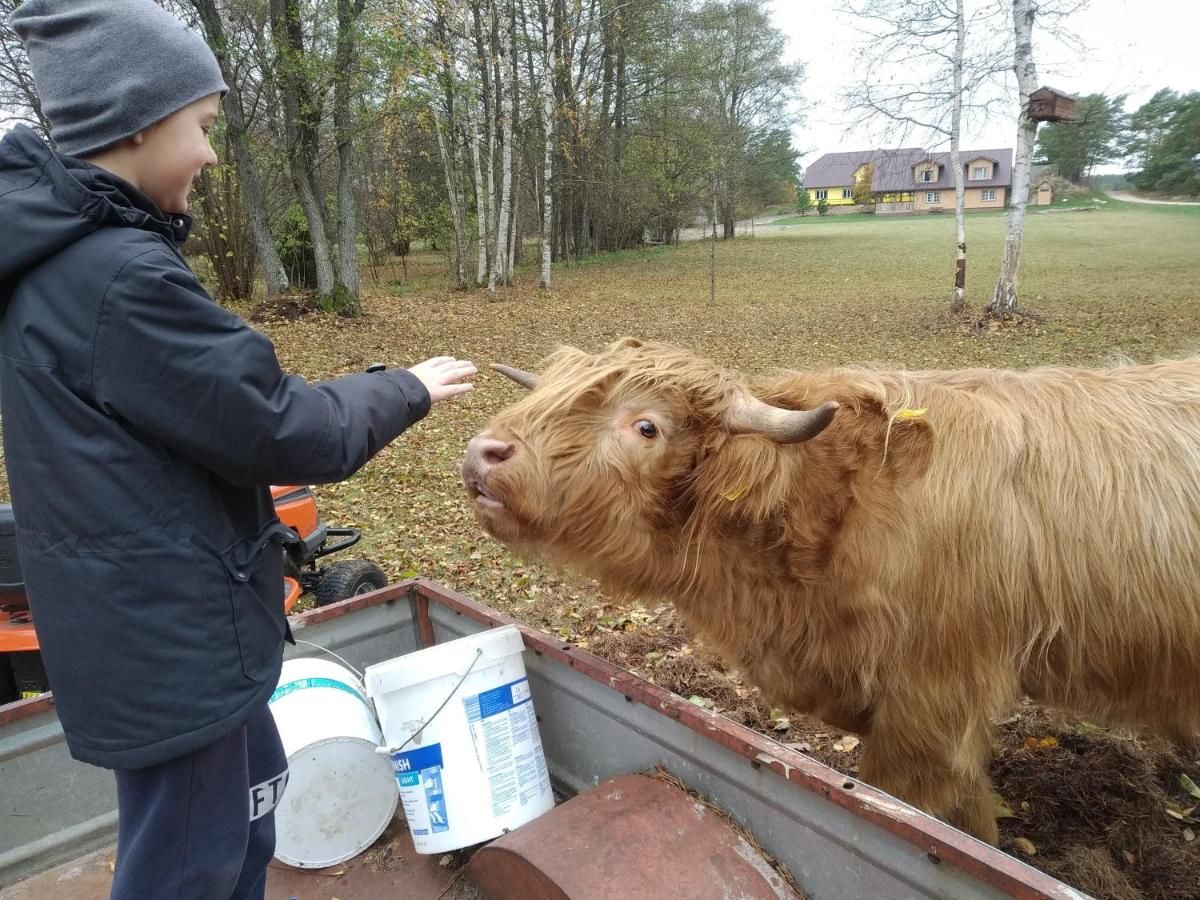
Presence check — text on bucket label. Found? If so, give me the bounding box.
[462,677,550,817]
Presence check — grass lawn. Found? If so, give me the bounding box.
[5,202,1200,897]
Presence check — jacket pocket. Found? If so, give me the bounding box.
[221,520,294,682]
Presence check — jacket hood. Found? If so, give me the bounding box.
[0,125,190,312]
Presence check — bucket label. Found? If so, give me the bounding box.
[269,676,368,707]
[462,677,551,818]
[390,743,449,836]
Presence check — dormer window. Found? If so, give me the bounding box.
[920,169,934,182]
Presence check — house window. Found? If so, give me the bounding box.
[972,166,989,180]
[920,169,934,182]
[926,192,941,204]
[842,188,853,199]
[815,189,828,200]
[981,189,996,202]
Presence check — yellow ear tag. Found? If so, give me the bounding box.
[721,485,748,502]
[894,407,927,421]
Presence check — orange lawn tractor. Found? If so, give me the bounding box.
[0,485,386,704]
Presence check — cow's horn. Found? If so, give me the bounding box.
[726,396,840,444]
[490,363,540,390]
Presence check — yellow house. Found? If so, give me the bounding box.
[804,148,1012,214]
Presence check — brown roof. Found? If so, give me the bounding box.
[802,148,923,189]
[804,147,1013,192]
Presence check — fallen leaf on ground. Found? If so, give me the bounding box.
[1022,736,1059,750]
[832,735,860,752]
[1012,837,1037,856]
[993,793,1016,819]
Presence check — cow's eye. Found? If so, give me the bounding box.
[635,420,658,439]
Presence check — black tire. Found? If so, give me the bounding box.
[314,559,387,607]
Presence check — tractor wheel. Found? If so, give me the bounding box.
[314,559,388,607]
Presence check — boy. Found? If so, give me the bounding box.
[1,1,475,897]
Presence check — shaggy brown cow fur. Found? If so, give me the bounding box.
[461,338,1200,843]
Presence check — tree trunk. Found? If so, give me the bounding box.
[489,0,514,293]
[988,0,1039,317]
[950,0,966,310]
[432,103,469,290]
[467,93,489,287]
[507,167,519,285]
[710,176,717,304]
[473,0,498,278]
[332,0,367,315]
[431,0,469,289]
[539,0,555,288]
[270,0,336,301]
[193,0,289,299]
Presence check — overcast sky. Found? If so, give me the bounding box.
[770,0,1200,173]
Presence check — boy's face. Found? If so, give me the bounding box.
[134,93,221,214]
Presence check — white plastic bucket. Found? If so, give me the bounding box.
[364,624,555,854]
[267,657,399,868]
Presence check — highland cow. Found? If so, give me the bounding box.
[460,338,1200,842]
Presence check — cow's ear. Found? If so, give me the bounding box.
[878,405,934,481]
[611,337,645,351]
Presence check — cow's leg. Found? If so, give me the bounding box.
[858,710,998,844]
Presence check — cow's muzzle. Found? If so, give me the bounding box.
[461,434,516,510]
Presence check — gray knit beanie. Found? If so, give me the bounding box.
[10,0,228,157]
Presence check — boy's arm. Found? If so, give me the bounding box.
[91,248,433,487]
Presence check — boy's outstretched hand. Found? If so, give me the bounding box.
[408,356,478,404]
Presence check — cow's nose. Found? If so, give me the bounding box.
[477,436,515,465]
[462,434,516,485]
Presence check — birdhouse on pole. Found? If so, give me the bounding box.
[1028,87,1076,123]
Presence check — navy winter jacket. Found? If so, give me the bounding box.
[0,125,430,768]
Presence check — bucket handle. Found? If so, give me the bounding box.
[377,647,484,757]
[294,639,364,681]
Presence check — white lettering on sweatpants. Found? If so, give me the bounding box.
[248,769,289,821]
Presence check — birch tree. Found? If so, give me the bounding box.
[949,0,966,307]
[428,0,471,289]
[464,68,489,286]
[488,0,514,293]
[538,0,554,288]
[987,0,1038,316]
[846,0,1009,308]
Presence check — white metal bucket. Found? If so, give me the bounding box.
[267,657,399,868]
[364,625,555,854]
